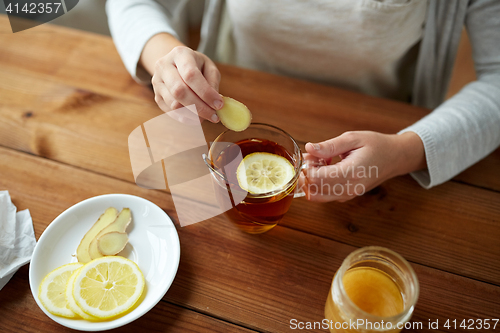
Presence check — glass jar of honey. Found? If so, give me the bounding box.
[325,246,419,333]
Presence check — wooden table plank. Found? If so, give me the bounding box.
[282,176,500,286]
[1,147,499,332]
[0,266,256,333]
[1,14,499,192]
[1,67,499,285]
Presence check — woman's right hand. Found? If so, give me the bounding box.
[151,45,224,123]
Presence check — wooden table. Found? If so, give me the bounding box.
[1,15,499,332]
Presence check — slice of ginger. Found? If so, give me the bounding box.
[97,231,129,256]
[89,208,131,259]
[216,96,252,132]
[76,207,118,263]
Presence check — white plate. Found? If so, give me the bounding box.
[29,194,180,331]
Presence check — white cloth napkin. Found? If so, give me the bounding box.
[0,191,36,290]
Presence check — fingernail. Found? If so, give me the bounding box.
[214,99,223,110]
[211,114,219,122]
[310,143,321,150]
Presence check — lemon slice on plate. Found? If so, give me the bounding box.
[73,256,145,320]
[236,152,295,194]
[38,262,83,318]
[66,267,98,321]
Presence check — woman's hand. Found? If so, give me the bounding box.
[139,33,223,123]
[152,46,223,123]
[299,131,426,202]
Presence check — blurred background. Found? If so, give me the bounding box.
[0,0,110,35]
[0,0,204,36]
[40,0,111,35]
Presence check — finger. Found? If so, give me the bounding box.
[296,173,308,197]
[305,132,362,159]
[153,73,182,112]
[160,66,219,122]
[169,101,205,125]
[166,110,183,123]
[303,152,321,163]
[305,156,332,168]
[153,82,174,109]
[166,110,202,126]
[170,100,183,111]
[164,103,205,126]
[178,115,204,126]
[304,164,335,181]
[313,159,365,184]
[156,84,206,125]
[303,174,352,202]
[202,57,222,92]
[154,85,196,124]
[304,182,346,202]
[175,53,224,110]
[298,173,307,189]
[152,74,170,112]
[156,88,193,115]
[154,93,171,113]
[302,156,321,179]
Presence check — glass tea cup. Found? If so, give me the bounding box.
[325,246,419,333]
[203,123,305,234]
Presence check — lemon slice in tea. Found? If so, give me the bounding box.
[72,256,145,320]
[38,262,83,318]
[236,152,295,194]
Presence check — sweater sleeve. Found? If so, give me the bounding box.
[399,0,500,189]
[106,0,190,84]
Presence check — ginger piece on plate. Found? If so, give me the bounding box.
[89,208,131,260]
[76,207,118,263]
[97,231,129,256]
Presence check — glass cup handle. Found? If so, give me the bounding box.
[293,158,327,198]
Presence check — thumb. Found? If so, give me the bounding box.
[305,132,360,158]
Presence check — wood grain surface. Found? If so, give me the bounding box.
[1,15,499,333]
[1,147,499,333]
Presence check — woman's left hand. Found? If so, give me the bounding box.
[299,131,426,202]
